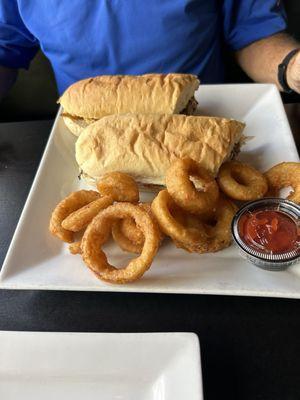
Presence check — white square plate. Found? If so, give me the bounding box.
[1,84,299,297]
[0,331,202,400]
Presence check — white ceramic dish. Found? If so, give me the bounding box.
[0,331,202,400]
[1,84,299,297]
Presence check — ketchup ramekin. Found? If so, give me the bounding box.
[231,198,300,271]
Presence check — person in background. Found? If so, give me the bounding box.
[0,0,300,99]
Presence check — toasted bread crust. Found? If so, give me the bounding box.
[59,74,200,119]
[76,114,245,185]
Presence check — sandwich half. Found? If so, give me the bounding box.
[59,73,200,136]
[75,114,246,189]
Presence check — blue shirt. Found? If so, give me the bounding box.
[0,0,286,94]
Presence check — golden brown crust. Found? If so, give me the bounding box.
[61,195,114,232]
[96,172,139,203]
[75,114,245,186]
[81,203,160,284]
[165,157,219,216]
[49,190,100,243]
[69,241,82,255]
[112,202,164,254]
[218,161,268,201]
[58,74,200,119]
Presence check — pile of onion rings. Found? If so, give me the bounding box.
[49,158,300,284]
[153,156,238,253]
[49,172,163,283]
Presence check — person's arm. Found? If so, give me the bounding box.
[0,66,18,99]
[235,32,300,93]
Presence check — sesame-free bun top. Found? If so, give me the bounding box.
[59,73,200,119]
[75,114,245,186]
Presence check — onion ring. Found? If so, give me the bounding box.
[112,224,142,254]
[174,196,237,253]
[119,205,147,246]
[265,162,300,204]
[151,190,209,250]
[97,172,139,203]
[62,195,114,232]
[165,157,219,215]
[81,203,160,284]
[112,203,164,254]
[217,161,268,201]
[49,190,100,242]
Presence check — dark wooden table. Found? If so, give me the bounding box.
[0,109,300,400]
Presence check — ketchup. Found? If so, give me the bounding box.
[238,210,299,254]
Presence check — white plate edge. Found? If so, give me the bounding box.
[0,109,63,282]
[1,280,300,298]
